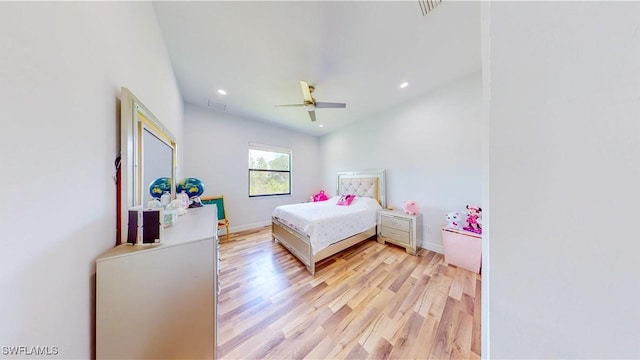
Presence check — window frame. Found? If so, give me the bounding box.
[248,142,292,198]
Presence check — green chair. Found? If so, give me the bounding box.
[200,195,230,242]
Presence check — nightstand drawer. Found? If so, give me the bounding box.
[380,216,411,232]
[377,209,422,256]
[379,226,410,245]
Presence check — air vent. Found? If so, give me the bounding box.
[207,99,227,111]
[418,0,442,16]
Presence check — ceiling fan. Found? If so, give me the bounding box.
[275,80,346,122]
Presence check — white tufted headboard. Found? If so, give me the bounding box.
[336,170,386,208]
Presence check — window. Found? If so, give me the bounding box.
[248,143,291,197]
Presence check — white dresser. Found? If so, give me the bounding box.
[96,205,218,359]
[377,209,423,255]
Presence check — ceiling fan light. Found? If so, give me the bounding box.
[400,82,409,89]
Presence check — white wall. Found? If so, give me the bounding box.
[0,3,182,359]
[487,2,640,358]
[320,72,482,253]
[182,104,321,232]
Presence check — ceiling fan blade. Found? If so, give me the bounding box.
[315,102,347,109]
[300,80,314,103]
[307,110,316,122]
[275,103,305,107]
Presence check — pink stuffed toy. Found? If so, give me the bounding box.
[313,190,328,202]
[463,204,482,234]
[402,201,419,215]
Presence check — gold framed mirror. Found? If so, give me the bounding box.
[120,87,177,244]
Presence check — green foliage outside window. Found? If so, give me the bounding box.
[249,148,291,197]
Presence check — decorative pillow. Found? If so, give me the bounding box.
[336,194,356,206]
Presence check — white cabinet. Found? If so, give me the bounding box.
[377,209,423,255]
[96,206,218,359]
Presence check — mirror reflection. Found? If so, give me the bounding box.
[142,127,174,198]
[120,87,177,244]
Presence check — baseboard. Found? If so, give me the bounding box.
[226,223,446,255]
[422,241,444,254]
[228,220,271,234]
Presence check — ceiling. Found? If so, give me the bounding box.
[153,1,481,136]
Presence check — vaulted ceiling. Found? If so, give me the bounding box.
[153,1,481,136]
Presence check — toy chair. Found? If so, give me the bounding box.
[200,195,230,242]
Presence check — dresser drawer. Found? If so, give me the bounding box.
[379,226,410,245]
[380,215,411,232]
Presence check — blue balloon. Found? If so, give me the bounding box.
[177,178,204,198]
[148,177,172,199]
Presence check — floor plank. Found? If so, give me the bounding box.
[217,226,481,359]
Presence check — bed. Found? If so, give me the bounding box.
[272,170,386,275]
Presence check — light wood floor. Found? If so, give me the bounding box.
[216,227,481,360]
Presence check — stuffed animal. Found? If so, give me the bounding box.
[168,199,187,216]
[445,212,463,230]
[463,204,482,234]
[402,201,419,215]
[313,190,328,202]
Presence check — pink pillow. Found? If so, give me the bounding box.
[336,194,355,206]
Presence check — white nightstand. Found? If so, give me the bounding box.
[377,209,423,255]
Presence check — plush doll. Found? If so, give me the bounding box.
[463,204,482,234]
[147,198,162,209]
[402,201,419,215]
[313,190,328,202]
[168,199,187,216]
[445,212,463,230]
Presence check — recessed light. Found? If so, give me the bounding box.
[400,82,409,89]
[217,89,227,96]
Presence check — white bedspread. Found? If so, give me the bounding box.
[272,196,382,255]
